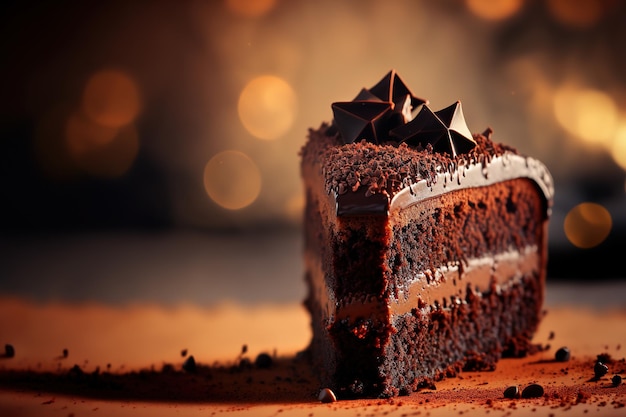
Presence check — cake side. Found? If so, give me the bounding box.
[380,177,549,396]
[302,153,392,396]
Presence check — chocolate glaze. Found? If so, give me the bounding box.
[335,187,389,216]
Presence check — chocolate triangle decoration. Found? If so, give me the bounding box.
[435,101,475,154]
[389,101,476,157]
[369,70,428,120]
[330,70,476,156]
[331,101,393,144]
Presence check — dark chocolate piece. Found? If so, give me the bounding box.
[521,383,544,398]
[331,70,429,143]
[503,385,520,399]
[390,101,476,157]
[331,101,393,144]
[594,361,609,378]
[182,355,197,373]
[318,388,337,403]
[4,344,14,358]
[255,353,273,369]
[369,69,428,119]
[555,347,570,362]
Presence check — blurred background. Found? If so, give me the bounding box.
[1,0,625,306]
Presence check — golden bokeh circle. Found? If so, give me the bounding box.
[552,86,618,146]
[465,0,523,21]
[82,69,142,128]
[238,75,297,140]
[203,150,262,210]
[564,202,612,249]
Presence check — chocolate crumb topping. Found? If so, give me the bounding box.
[303,123,516,204]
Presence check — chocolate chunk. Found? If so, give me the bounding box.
[182,355,197,373]
[4,344,15,358]
[389,102,476,157]
[594,361,609,378]
[368,69,427,114]
[612,375,622,386]
[555,347,570,362]
[318,387,337,403]
[332,101,393,144]
[254,353,273,369]
[521,383,544,398]
[503,385,520,399]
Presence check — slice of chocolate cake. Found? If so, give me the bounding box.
[301,70,553,398]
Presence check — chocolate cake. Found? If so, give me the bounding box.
[301,70,554,398]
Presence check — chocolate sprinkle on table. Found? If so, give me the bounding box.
[594,361,609,378]
[4,344,14,358]
[182,355,196,373]
[318,387,337,403]
[555,347,571,362]
[255,353,273,369]
[503,385,519,399]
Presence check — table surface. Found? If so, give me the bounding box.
[0,231,625,416]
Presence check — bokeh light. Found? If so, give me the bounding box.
[238,75,297,140]
[82,69,142,128]
[203,150,262,210]
[465,0,523,21]
[611,124,626,171]
[547,0,608,29]
[65,113,140,178]
[564,202,612,249]
[225,0,276,18]
[552,86,618,147]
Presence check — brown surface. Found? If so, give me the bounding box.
[0,297,624,416]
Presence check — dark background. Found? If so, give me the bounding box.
[1,0,625,305]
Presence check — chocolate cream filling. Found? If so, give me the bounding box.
[306,246,540,325]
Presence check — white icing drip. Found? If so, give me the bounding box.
[390,154,554,214]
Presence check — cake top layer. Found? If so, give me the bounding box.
[301,70,554,216]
